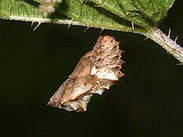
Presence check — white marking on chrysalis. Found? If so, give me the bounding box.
[69,84,92,100]
[91,66,98,75]
[91,66,118,80]
[70,102,80,111]
[95,89,104,95]
[82,95,92,102]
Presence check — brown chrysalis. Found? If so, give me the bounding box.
[48,34,124,112]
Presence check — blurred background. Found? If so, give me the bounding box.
[0,1,183,137]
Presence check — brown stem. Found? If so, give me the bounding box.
[146,28,183,64]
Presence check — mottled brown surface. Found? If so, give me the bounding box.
[48,34,124,112]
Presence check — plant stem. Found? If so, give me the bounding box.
[146,28,183,64]
[5,14,183,63]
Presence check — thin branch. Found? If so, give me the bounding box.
[146,28,183,64]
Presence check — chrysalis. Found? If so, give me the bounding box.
[48,34,124,112]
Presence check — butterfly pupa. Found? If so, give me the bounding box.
[48,34,124,112]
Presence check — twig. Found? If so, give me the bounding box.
[146,28,183,64]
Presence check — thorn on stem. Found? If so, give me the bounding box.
[83,27,89,33]
[168,28,171,38]
[31,21,35,27]
[176,63,183,66]
[131,22,134,30]
[33,22,41,31]
[99,28,104,34]
[174,36,179,43]
[143,36,149,41]
[67,19,73,29]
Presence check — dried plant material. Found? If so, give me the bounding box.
[48,34,124,112]
[39,0,62,16]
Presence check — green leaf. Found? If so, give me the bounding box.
[0,0,75,25]
[0,0,142,33]
[57,0,142,32]
[90,0,175,28]
[0,0,175,33]
[0,0,42,20]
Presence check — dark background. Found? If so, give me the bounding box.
[0,1,183,137]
